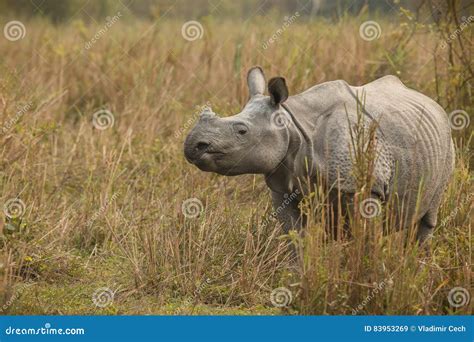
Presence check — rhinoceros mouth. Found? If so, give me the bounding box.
[204,150,224,155]
[189,149,226,165]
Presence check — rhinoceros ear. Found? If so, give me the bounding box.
[247,66,266,97]
[268,77,288,105]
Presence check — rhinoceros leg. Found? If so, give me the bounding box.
[271,191,304,234]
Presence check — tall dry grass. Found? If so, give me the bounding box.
[0,7,472,314]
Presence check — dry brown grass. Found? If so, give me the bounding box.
[0,9,472,314]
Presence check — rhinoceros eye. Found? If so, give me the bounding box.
[233,123,248,136]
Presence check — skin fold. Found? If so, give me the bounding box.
[184,67,455,243]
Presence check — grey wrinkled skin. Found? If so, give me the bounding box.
[184,67,455,243]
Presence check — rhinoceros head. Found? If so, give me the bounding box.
[184,67,290,176]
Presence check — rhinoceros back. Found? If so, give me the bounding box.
[287,76,454,227]
[359,76,454,224]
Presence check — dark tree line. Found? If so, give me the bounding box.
[2,0,470,22]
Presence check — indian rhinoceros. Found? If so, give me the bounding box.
[184,66,454,243]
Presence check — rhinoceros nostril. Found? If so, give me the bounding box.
[195,142,210,151]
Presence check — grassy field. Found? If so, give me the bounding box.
[0,6,472,315]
